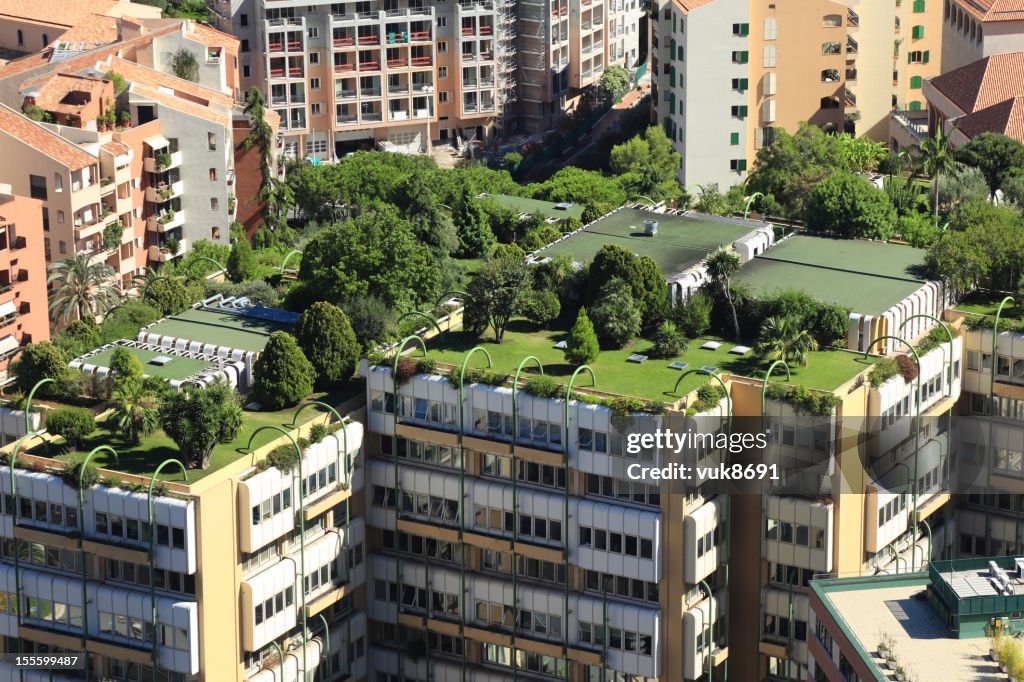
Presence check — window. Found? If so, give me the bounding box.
[309,51,320,65]
[731,78,748,91]
[209,168,217,181]
[909,100,922,111]
[910,75,923,89]
[764,17,777,40]
[763,45,776,68]
[732,23,749,36]
[912,25,925,39]
[913,0,925,12]
[730,159,747,172]
[241,39,250,53]
[731,105,748,118]
[437,16,447,27]
[240,13,248,26]
[908,50,929,64]
[29,175,46,201]
[307,27,319,39]
[311,103,322,115]
[56,210,64,223]
[310,77,321,90]
[243,65,251,78]
[439,66,448,79]
[438,41,448,54]
[731,50,749,64]
[438,91,449,103]
[16,30,22,47]
[208,133,217,150]
[58,240,66,254]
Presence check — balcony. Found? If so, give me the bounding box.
[848,9,859,27]
[360,87,381,98]
[388,82,410,95]
[410,55,432,68]
[333,61,356,73]
[357,33,381,47]
[149,238,186,263]
[333,31,355,49]
[358,58,381,72]
[361,111,383,123]
[147,209,185,233]
[143,150,182,174]
[846,36,858,56]
[336,88,357,100]
[336,114,358,125]
[145,180,183,204]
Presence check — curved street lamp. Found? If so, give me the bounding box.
[6,429,43,678]
[629,194,656,206]
[396,311,444,337]
[182,256,226,280]
[24,377,55,436]
[279,249,302,274]
[434,289,468,309]
[743,192,764,220]
[673,369,732,434]
[864,335,922,570]
[147,459,188,682]
[563,365,596,650]
[77,445,118,681]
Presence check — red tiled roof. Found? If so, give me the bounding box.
[953,0,1024,22]
[672,0,715,12]
[104,56,234,107]
[54,14,120,47]
[130,84,230,126]
[929,52,1024,113]
[0,103,95,169]
[101,140,129,156]
[0,0,118,28]
[31,73,108,116]
[187,21,239,49]
[956,96,1024,141]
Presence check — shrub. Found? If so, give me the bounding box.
[226,238,258,283]
[308,423,328,444]
[294,301,360,386]
[895,354,919,382]
[688,384,726,415]
[869,358,899,388]
[651,321,687,358]
[13,342,68,395]
[394,356,418,386]
[415,358,437,374]
[46,407,96,449]
[448,368,510,389]
[266,445,301,473]
[252,332,315,409]
[143,277,197,316]
[582,201,614,223]
[522,290,561,329]
[764,383,840,416]
[589,278,641,349]
[673,293,713,338]
[99,302,162,343]
[564,308,599,365]
[522,374,562,399]
[108,346,144,382]
[62,459,100,490]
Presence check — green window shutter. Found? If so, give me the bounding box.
[670,66,676,88]
[670,38,676,56]
[910,75,922,89]
[912,25,924,39]
[740,78,748,91]
[741,23,749,36]
[909,100,922,111]
[913,0,925,11]
[739,105,748,118]
[678,45,685,61]
[923,50,930,63]
[741,51,749,63]
[739,159,747,172]
[670,96,675,115]
[908,52,913,64]
[730,132,739,145]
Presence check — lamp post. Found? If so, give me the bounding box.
[865,335,922,569]
[147,459,188,682]
[698,579,714,682]
[23,377,55,436]
[564,366,596,652]
[6,430,43,682]
[77,446,118,681]
[279,249,302,274]
[743,192,764,220]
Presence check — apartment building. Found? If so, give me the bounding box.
[0,406,366,682]
[0,185,49,375]
[653,0,942,188]
[0,0,161,57]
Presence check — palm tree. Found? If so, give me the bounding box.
[756,316,819,367]
[47,255,121,324]
[705,248,742,341]
[917,127,959,218]
[110,378,160,445]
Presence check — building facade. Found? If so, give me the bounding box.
[0,186,49,376]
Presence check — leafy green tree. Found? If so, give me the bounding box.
[110,378,160,444]
[170,48,199,82]
[925,229,988,297]
[108,347,144,384]
[56,318,100,357]
[586,244,667,328]
[589,278,641,349]
[705,249,742,341]
[297,205,441,310]
[46,407,95,449]
[564,308,599,365]
[453,187,495,258]
[295,302,359,386]
[253,332,315,409]
[651,321,688,358]
[672,293,713,338]
[226,237,258,283]
[1001,175,1024,208]
[143,277,196,316]
[99,302,161,343]
[536,167,627,206]
[883,175,923,216]
[287,163,339,222]
[599,65,631,102]
[522,290,560,329]
[896,212,939,248]
[159,381,243,469]
[746,123,834,217]
[239,87,277,221]
[832,133,888,173]
[465,259,533,343]
[492,243,526,261]
[756,316,819,367]
[13,342,68,395]
[103,221,123,252]
[342,295,397,350]
[802,173,896,239]
[105,71,127,95]
[582,201,615,223]
[47,255,121,323]
[918,128,959,217]
[956,132,1024,199]
[693,183,744,216]
[609,126,681,201]
[397,173,458,254]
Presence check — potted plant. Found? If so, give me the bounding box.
[156,151,172,170]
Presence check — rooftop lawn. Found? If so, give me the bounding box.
[951,291,1024,320]
[141,308,289,352]
[485,194,584,220]
[39,381,365,482]
[735,235,928,316]
[539,208,758,275]
[81,346,213,380]
[421,318,875,402]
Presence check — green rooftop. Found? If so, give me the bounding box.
[484,194,584,220]
[539,208,758,276]
[734,235,929,316]
[82,346,213,380]
[422,316,874,402]
[141,308,290,352]
[952,291,1023,320]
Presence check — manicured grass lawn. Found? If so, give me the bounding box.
[952,292,1023,319]
[39,381,365,482]
[422,318,874,402]
[83,346,212,380]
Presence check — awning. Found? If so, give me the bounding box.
[143,134,169,150]
[0,300,17,318]
[0,335,18,355]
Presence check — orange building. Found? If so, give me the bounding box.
[0,185,49,375]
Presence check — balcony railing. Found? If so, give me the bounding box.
[357,34,381,46]
[359,60,381,71]
[333,36,355,48]
[388,84,409,95]
[336,89,357,99]
[336,114,358,125]
[334,63,356,73]
[361,112,383,122]
[360,88,381,97]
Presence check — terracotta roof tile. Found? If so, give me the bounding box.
[101,140,129,156]
[30,73,108,116]
[0,103,95,169]
[0,0,118,27]
[672,0,715,12]
[956,97,1024,142]
[953,0,1024,22]
[104,56,234,107]
[187,21,239,48]
[929,52,1024,113]
[130,84,230,126]
[54,14,120,47]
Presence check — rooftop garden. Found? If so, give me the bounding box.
[952,291,1024,333]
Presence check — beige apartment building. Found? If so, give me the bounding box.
[654,0,943,189]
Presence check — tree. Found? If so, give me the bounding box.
[609,126,682,201]
[536,167,627,206]
[143,277,196,316]
[103,221,123,252]
[99,302,161,343]
[108,347,144,384]
[693,183,745,216]
[599,65,631,102]
[586,244,667,328]
[957,132,1024,199]
[756,316,819,367]
[110,378,160,444]
[672,292,713,338]
[47,255,121,323]
[226,237,257,283]
[925,229,988,297]
[46,407,95,449]
[589,278,641,348]
[56,318,100,357]
[582,201,614,223]
[896,212,939,248]
[452,187,495,258]
[105,70,127,95]
[651,321,688,358]
[252,332,315,409]
[13,342,68,395]
[294,302,359,386]
[465,259,533,343]
[521,290,560,329]
[802,173,897,239]
[170,48,199,82]
[159,381,243,469]
[918,128,959,217]
[564,308,599,365]
[342,295,397,350]
[239,87,276,219]
[705,249,742,341]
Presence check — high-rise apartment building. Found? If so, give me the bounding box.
[653,0,943,188]
[0,185,49,376]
